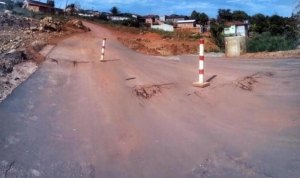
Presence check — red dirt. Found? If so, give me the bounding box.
[101,24,219,56]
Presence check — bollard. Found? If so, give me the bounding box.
[100,38,106,61]
[193,39,210,88]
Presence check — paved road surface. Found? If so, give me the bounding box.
[0,22,300,178]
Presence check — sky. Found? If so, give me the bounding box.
[53,0,298,18]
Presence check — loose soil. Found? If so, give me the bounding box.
[101,24,220,56]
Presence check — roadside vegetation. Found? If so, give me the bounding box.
[210,9,300,53]
[247,14,299,52]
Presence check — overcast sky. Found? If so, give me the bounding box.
[53,0,297,17]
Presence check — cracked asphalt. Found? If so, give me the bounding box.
[0,22,300,178]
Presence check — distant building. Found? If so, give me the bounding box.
[78,9,97,17]
[163,15,188,23]
[23,0,54,13]
[109,16,130,21]
[54,8,64,15]
[108,13,141,21]
[144,15,161,25]
[224,21,249,37]
[176,20,196,29]
[151,24,174,32]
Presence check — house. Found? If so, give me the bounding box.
[65,4,79,15]
[162,15,188,23]
[144,15,161,25]
[109,16,130,21]
[54,8,64,15]
[175,20,196,28]
[224,21,249,37]
[78,9,95,17]
[108,13,141,21]
[23,0,55,13]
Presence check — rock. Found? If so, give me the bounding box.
[4,50,27,63]
[39,16,62,32]
[0,50,27,74]
[30,40,46,52]
[4,10,12,16]
[65,19,91,32]
[15,36,21,41]
[30,26,39,31]
[24,30,31,34]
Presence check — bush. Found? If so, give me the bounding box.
[247,32,298,52]
[210,22,225,49]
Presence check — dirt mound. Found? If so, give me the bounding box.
[0,14,34,31]
[106,24,219,56]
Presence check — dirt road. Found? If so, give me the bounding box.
[0,22,300,178]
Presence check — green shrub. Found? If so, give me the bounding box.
[210,22,225,49]
[247,32,298,52]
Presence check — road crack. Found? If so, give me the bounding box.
[3,160,15,178]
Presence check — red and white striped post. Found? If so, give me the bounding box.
[193,39,210,88]
[100,38,106,61]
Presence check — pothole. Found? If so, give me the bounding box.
[236,72,274,91]
[133,83,174,99]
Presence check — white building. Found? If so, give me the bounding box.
[109,16,130,21]
[151,24,174,32]
[224,24,248,37]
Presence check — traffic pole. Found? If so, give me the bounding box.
[193,39,210,88]
[100,38,106,61]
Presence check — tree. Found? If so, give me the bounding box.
[293,0,300,22]
[210,22,225,49]
[269,15,285,35]
[250,13,269,33]
[232,10,249,21]
[190,10,209,25]
[217,9,232,23]
[110,6,120,15]
[66,3,77,15]
[47,0,55,7]
[74,1,81,11]
[199,12,209,25]
[191,10,199,20]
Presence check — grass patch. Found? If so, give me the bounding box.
[247,32,298,53]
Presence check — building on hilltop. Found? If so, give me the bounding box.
[23,0,55,13]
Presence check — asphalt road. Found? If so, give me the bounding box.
[0,22,300,178]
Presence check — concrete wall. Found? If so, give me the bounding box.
[151,24,174,32]
[225,36,246,57]
[177,23,195,28]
